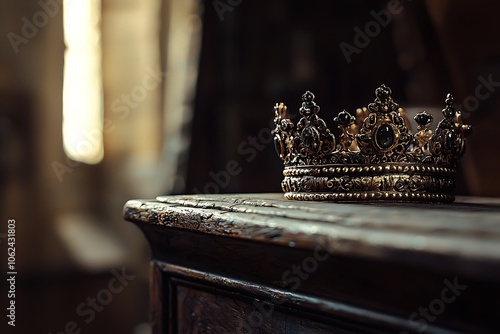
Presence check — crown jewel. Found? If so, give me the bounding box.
[273,85,472,203]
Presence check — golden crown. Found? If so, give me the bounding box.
[273,84,472,203]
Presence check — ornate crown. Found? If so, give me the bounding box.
[273,84,472,203]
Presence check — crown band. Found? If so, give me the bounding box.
[273,85,472,203]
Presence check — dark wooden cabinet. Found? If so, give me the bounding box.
[123,194,500,333]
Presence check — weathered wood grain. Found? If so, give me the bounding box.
[124,194,500,333]
[124,194,500,278]
[175,280,378,334]
[149,262,164,334]
[161,262,457,334]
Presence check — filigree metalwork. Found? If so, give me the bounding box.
[272,85,472,203]
[294,91,336,165]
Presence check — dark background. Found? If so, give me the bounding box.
[187,0,499,197]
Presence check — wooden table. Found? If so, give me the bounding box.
[123,194,500,333]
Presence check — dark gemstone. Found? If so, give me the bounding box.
[414,112,433,126]
[302,127,315,148]
[375,124,395,149]
[445,132,455,150]
[337,111,352,126]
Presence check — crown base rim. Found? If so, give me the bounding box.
[284,163,456,176]
[281,166,456,203]
[284,192,454,203]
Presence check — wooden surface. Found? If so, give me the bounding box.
[124,194,500,333]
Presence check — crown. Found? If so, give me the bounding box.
[273,84,472,203]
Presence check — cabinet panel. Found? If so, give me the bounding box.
[174,281,375,334]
